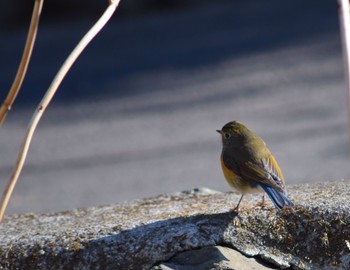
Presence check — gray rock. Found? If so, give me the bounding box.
[153,245,277,270]
[0,180,350,269]
[178,187,222,196]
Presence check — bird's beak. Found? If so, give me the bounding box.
[216,130,223,134]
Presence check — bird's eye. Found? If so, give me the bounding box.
[224,133,231,139]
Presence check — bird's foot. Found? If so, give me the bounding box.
[230,206,240,213]
[255,200,269,208]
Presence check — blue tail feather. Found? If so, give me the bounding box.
[260,184,293,210]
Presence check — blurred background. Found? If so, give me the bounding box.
[0,0,349,215]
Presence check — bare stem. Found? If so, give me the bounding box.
[0,0,43,125]
[0,0,121,221]
[339,0,350,138]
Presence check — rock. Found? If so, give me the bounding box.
[0,180,350,269]
[177,187,222,196]
[152,245,277,270]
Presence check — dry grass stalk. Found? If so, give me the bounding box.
[0,0,121,221]
[0,0,43,125]
[339,0,350,135]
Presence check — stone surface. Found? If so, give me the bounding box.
[153,245,277,270]
[1,180,350,269]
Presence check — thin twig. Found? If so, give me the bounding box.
[0,0,43,125]
[0,0,120,221]
[339,0,350,138]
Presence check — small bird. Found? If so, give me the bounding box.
[217,120,293,211]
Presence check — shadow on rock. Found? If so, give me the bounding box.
[70,212,237,270]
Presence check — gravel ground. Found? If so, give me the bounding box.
[0,0,349,215]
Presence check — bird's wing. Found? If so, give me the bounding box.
[239,154,286,192]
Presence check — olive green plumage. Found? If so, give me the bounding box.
[217,120,293,210]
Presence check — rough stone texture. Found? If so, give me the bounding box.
[1,181,350,269]
[153,245,277,270]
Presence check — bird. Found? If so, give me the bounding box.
[217,120,293,211]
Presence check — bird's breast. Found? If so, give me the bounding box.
[220,155,261,194]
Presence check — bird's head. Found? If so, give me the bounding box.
[217,120,253,146]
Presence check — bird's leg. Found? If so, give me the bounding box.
[255,194,268,208]
[232,194,244,212]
